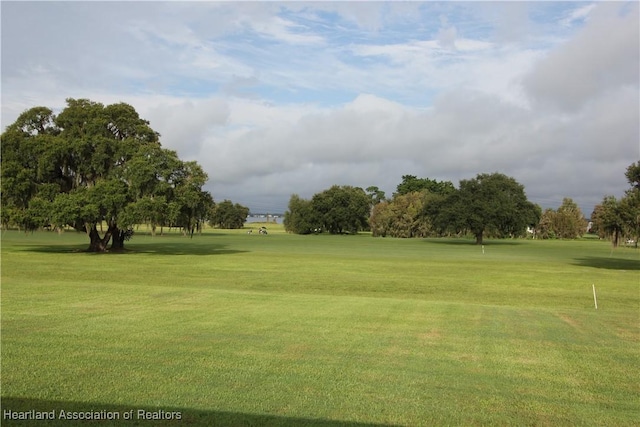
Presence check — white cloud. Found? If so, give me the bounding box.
[249,15,326,45]
[145,98,230,158]
[559,3,596,27]
[437,15,458,50]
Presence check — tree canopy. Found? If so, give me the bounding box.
[1,99,213,251]
[371,176,455,238]
[210,200,250,229]
[284,185,370,234]
[590,161,640,247]
[426,172,540,244]
[537,198,586,239]
[395,175,455,197]
[370,191,432,238]
[283,194,318,235]
[365,186,386,207]
[312,185,370,234]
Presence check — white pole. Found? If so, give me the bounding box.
[482,245,485,254]
[592,284,598,310]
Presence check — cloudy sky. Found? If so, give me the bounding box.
[2,1,638,214]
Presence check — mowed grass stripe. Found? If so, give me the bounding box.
[1,230,639,425]
[3,288,637,425]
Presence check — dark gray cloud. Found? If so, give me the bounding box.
[523,2,639,112]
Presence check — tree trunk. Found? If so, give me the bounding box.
[111,230,125,251]
[475,231,484,245]
[87,225,112,252]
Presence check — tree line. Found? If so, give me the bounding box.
[285,173,541,244]
[1,99,249,252]
[285,165,640,247]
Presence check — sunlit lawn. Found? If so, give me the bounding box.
[1,226,638,426]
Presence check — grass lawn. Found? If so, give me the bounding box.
[1,226,639,426]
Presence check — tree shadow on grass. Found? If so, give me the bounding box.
[1,397,394,427]
[126,242,248,256]
[16,242,248,256]
[422,238,524,246]
[573,256,640,270]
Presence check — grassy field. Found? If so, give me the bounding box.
[1,225,638,426]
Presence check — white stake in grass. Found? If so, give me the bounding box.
[592,284,598,310]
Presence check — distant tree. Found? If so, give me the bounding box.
[367,175,455,238]
[553,198,586,239]
[283,194,318,234]
[284,186,370,235]
[620,194,640,246]
[591,161,640,248]
[395,175,454,197]
[537,198,584,240]
[625,161,640,189]
[537,208,557,239]
[427,172,539,244]
[395,175,421,195]
[210,200,249,229]
[389,191,431,238]
[311,185,370,234]
[366,186,386,207]
[622,162,640,244]
[369,201,392,237]
[370,191,431,238]
[0,99,212,251]
[591,196,625,248]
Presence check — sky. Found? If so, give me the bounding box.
[2,1,638,215]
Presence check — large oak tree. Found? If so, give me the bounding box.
[311,185,370,234]
[284,185,370,235]
[428,172,540,244]
[1,99,213,251]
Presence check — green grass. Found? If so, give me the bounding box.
[1,227,639,426]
